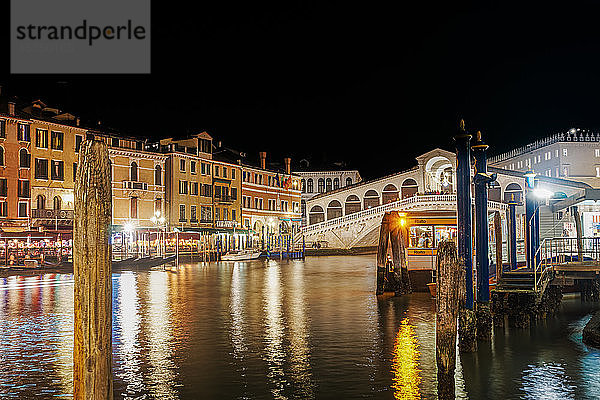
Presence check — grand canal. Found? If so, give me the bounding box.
[0,255,599,399]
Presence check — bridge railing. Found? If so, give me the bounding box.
[533,236,600,292]
[301,194,507,235]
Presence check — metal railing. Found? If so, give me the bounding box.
[533,236,600,293]
[302,194,508,235]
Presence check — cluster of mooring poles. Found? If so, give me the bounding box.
[375,211,411,295]
[436,121,497,398]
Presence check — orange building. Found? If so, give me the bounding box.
[241,152,302,246]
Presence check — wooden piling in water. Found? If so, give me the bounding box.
[73,138,113,400]
[436,240,460,399]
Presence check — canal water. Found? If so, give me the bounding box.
[0,255,599,399]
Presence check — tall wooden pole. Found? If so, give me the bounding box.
[73,137,113,400]
[436,240,460,399]
[494,211,502,281]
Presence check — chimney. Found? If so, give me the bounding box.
[284,157,291,174]
[259,151,267,169]
[76,117,80,126]
[8,101,15,116]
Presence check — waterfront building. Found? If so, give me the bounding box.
[489,128,600,186]
[0,99,35,231]
[240,152,302,246]
[211,158,242,231]
[293,159,362,225]
[157,132,214,231]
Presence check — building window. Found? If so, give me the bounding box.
[231,187,237,199]
[0,120,5,138]
[191,161,196,174]
[155,198,162,215]
[155,165,162,185]
[346,177,352,186]
[130,197,138,219]
[75,135,83,152]
[130,162,138,181]
[215,208,220,220]
[0,201,7,217]
[563,166,569,177]
[53,196,61,210]
[179,180,188,194]
[596,149,600,157]
[179,205,186,221]
[17,180,30,198]
[51,131,64,150]
[596,167,600,178]
[191,182,198,195]
[35,158,49,180]
[0,146,4,166]
[190,205,197,222]
[326,178,332,192]
[20,148,30,168]
[215,166,220,177]
[51,160,64,181]
[180,159,185,172]
[333,178,340,190]
[0,179,7,197]
[232,169,236,179]
[563,148,568,156]
[18,124,30,142]
[223,167,227,178]
[232,209,236,220]
[203,184,212,197]
[307,178,314,193]
[18,202,28,217]
[36,129,49,148]
[36,195,45,210]
[318,178,325,193]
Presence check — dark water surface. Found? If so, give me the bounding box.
[0,255,599,399]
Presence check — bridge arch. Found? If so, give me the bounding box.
[401,178,418,199]
[309,205,325,224]
[364,189,380,209]
[424,155,453,192]
[345,194,361,215]
[504,182,523,203]
[327,200,343,220]
[382,184,399,204]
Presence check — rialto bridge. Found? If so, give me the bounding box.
[301,148,591,249]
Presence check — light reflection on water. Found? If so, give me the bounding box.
[391,318,421,399]
[0,256,598,399]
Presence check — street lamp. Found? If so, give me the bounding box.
[150,211,165,256]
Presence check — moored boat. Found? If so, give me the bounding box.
[221,249,262,261]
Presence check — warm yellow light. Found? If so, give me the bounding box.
[391,318,421,400]
[400,218,406,227]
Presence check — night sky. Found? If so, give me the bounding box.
[3,1,600,179]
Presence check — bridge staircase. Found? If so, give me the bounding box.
[299,194,507,249]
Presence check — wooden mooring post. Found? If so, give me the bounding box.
[436,241,460,400]
[73,138,113,400]
[376,211,411,296]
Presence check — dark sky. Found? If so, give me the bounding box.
[3,1,600,179]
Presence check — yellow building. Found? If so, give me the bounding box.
[159,132,214,231]
[212,159,242,230]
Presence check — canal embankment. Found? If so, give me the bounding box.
[583,310,600,348]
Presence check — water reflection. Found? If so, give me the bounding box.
[114,272,143,396]
[145,271,178,399]
[263,261,287,399]
[391,317,422,400]
[521,362,576,399]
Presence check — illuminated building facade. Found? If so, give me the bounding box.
[241,152,302,245]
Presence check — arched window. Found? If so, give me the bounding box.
[307,178,314,193]
[53,196,61,211]
[345,194,361,215]
[345,177,352,186]
[0,146,5,166]
[327,200,343,220]
[130,162,138,181]
[19,148,30,168]
[301,179,306,193]
[36,195,45,210]
[309,205,325,225]
[382,184,399,204]
[155,165,162,185]
[325,178,332,192]
[318,178,325,193]
[333,178,340,190]
[363,190,380,209]
[401,178,418,199]
[504,183,523,203]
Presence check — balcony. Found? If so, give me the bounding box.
[122,181,148,190]
[31,209,74,227]
[214,194,234,204]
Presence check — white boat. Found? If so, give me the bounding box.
[221,249,262,261]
